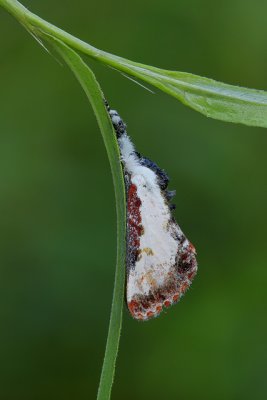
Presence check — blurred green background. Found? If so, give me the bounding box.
[0,1,267,399]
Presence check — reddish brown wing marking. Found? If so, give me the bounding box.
[127,184,144,269]
[127,237,197,321]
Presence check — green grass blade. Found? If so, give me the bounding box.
[42,35,126,400]
[82,58,267,128]
[25,29,267,128]
[111,63,267,128]
[1,0,267,128]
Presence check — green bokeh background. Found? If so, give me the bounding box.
[1,1,267,399]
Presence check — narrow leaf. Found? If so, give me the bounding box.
[1,0,266,127]
[42,35,126,400]
[94,57,267,128]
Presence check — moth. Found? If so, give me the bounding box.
[105,101,198,321]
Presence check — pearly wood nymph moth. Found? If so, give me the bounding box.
[105,100,198,321]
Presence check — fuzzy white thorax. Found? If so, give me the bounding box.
[118,134,160,190]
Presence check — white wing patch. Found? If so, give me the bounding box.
[127,170,181,298]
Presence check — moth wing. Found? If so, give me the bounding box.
[126,172,197,321]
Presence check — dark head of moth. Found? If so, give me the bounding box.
[105,99,198,321]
